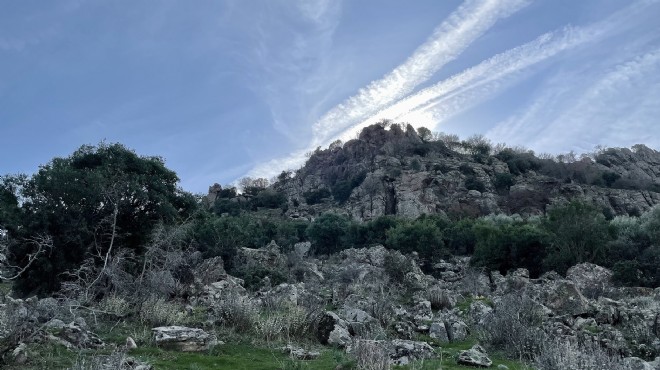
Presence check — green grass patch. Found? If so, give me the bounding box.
[455,296,493,314]
[131,344,354,370]
[392,339,531,370]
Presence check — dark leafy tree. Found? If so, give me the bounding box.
[542,201,610,274]
[8,143,196,295]
[306,213,351,255]
[385,218,444,265]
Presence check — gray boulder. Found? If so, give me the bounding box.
[449,320,469,342]
[389,339,435,366]
[44,319,104,349]
[317,312,351,348]
[566,262,613,297]
[152,326,216,352]
[457,344,492,367]
[281,345,321,360]
[429,321,449,342]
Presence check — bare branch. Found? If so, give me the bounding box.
[0,234,53,281]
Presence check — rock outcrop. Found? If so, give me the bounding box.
[152,326,216,352]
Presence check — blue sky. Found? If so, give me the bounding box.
[1,0,659,193]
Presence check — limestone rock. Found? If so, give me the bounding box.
[566,262,613,297]
[389,339,435,366]
[11,342,28,364]
[45,319,104,349]
[317,312,351,348]
[194,256,227,285]
[457,344,492,367]
[152,326,216,352]
[541,280,591,317]
[281,345,321,360]
[429,321,449,342]
[126,336,138,349]
[449,320,469,342]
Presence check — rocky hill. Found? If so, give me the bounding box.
[267,123,660,221]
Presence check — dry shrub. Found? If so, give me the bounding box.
[534,338,628,370]
[352,339,390,370]
[96,294,131,317]
[427,287,455,310]
[138,296,186,326]
[478,294,545,360]
[70,349,128,370]
[256,304,321,343]
[212,294,257,333]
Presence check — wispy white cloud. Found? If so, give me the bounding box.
[246,0,343,143]
[385,0,660,135]
[310,0,530,146]
[526,48,660,152]
[247,0,530,179]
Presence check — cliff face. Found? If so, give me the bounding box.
[272,123,660,221]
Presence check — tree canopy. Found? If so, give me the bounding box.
[7,143,197,295]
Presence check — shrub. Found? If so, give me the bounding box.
[385,219,443,262]
[427,287,455,310]
[472,220,549,277]
[233,265,288,291]
[443,218,478,255]
[307,213,351,255]
[602,172,621,187]
[478,294,545,361]
[459,164,475,175]
[493,172,515,191]
[139,296,186,326]
[612,260,643,286]
[352,340,390,370]
[383,252,414,282]
[212,295,257,333]
[542,201,610,274]
[465,175,486,192]
[331,171,367,204]
[534,338,629,370]
[410,158,421,171]
[254,306,315,343]
[251,189,286,209]
[303,188,331,205]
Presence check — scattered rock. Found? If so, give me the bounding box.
[152,326,216,352]
[429,321,449,342]
[389,339,435,366]
[126,336,138,350]
[317,312,351,348]
[45,319,104,349]
[566,262,613,297]
[11,342,28,364]
[457,344,492,367]
[449,320,469,342]
[281,345,321,360]
[194,256,227,285]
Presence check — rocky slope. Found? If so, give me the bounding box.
[3,243,658,368]
[267,123,660,221]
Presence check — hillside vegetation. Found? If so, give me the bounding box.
[1,123,660,369]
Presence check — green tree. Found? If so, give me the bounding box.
[8,143,196,295]
[542,201,610,274]
[306,213,351,255]
[385,218,443,264]
[472,221,549,277]
[0,175,25,234]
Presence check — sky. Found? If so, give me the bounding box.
[1,0,659,193]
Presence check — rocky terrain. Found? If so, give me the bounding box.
[259,123,660,221]
[2,124,660,369]
[1,241,659,369]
